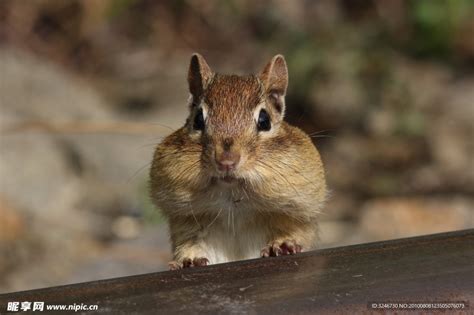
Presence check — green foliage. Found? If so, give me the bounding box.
[395,110,426,137]
[410,0,474,58]
[285,38,324,97]
[369,174,400,196]
[107,0,137,18]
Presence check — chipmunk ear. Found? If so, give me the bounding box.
[260,54,288,114]
[260,55,288,95]
[188,53,213,102]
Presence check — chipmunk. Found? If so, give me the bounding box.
[150,53,326,269]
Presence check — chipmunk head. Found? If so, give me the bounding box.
[185,53,288,183]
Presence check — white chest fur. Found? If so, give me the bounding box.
[198,212,267,264]
[194,184,267,264]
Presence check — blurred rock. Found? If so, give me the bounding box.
[383,58,451,112]
[0,133,83,223]
[367,107,397,137]
[324,133,427,196]
[321,193,361,221]
[323,134,367,191]
[358,197,474,241]
[0,49,111,124]
[427,79,474,192]
[69,226,170,283]
[0,197,25,243]
[0,48,172,292]
[318,220,357,248]
[310,49,366,128]
[111,215,142,240]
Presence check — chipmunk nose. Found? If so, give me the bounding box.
[216,151,240,172]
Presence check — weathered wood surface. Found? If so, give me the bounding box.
[1,229,473,314]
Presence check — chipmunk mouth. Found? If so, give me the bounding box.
[212,174,239,185]
[221,175,236,183]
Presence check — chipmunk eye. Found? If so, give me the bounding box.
[257,109,271,132]
[193,108,205,131]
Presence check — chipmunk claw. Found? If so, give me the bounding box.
[192,257,210,267]
[168,261,182,270]
[169,257,209,270]
[261,240,302,257]
[280,240,302,255]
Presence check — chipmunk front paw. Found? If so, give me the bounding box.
[168,257,209,270]
[260,240,302,257]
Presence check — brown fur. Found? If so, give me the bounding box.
[150,54,327,267]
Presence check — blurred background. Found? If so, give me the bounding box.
[0,0,473,293]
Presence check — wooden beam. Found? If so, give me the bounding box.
[1,229,473,314]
